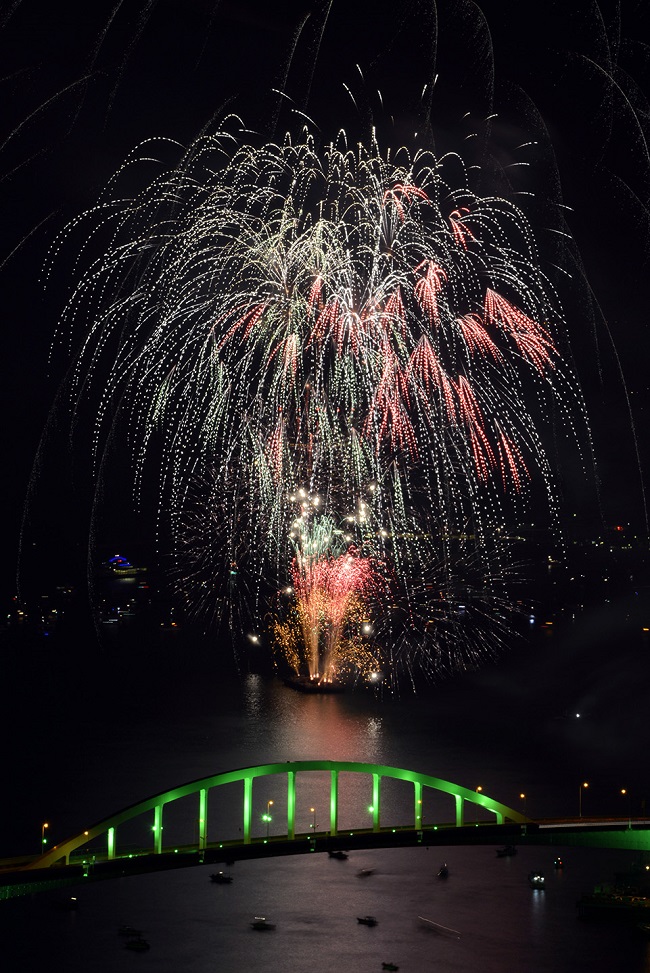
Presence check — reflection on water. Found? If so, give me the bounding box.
[2,845,649,973]
[241,673,387,767]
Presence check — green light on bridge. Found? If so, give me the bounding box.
[28,760,530,871]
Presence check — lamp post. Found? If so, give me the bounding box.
[475,786,482,824]
[520,792,527,818]
[310,807,316,833]
[579,781,589,818]
[262,800,274,840]
[621,789,631,828]
[41,822,49,853]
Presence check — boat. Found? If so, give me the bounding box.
[437,863,449,879]
[418,916,461,938]
[210,871,233,883]
[496,845,517,858]
[357,915,378,926]
[553,857,564,869]
[124,938,150,951]
[529,870,545,889]
[250,916,276,931]
[381,964,399,971]
[50,896,79,911]
[329,850,349,860]
[283,675,344,694]
[358,867,375,877]
[577,884,650,919]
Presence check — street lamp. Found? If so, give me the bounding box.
[621,788,631,828]
[262,800,274,840]
[579,781,589,818]
[41,822,49,853]
[475,786,482,825]
[520,792,527,818]
[310,807,316,833]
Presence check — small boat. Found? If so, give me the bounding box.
[118,926,142,937]
[529,870,545,889]
[124,938,150,952]
[382,964,399,971]
[437,863,449,879]
[418,916,461,939]
[329,850,349,860]
[496,845,517,858]
[357,915,378,926]
[283,675,345,694]
[553,857,564,869]
[250,916,276,931]
[210,871,233,884]
[50,896,79,911]
[358,867,375,877]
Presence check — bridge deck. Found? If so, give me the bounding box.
[2,819,650,901]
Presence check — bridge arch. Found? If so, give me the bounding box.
[28,760,527,868]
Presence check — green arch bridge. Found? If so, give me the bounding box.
[2,760,649,900]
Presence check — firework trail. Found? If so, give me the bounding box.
[54,123,589,684]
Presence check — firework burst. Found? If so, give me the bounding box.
[54,123,589,685]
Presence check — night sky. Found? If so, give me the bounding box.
[2,0,650,614]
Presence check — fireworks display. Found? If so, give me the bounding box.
[273,502,383,682]
[54,124,588,687]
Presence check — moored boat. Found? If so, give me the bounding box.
[577,884,650,919]
[250,916,276,930]
[210,871,233,884]
[357,915,378,926]
[496,845,517,858]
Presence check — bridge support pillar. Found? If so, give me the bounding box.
[454,794,463,827]
[414,780,423,828]
[198,789,208,851]
[154,805,163,854]
[372,774,380,831]
[330,770,338,837]
[243,777,252,844]
[287,771,296,840]
[107,827,115,861]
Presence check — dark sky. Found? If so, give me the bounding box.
[2,0,650,603]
